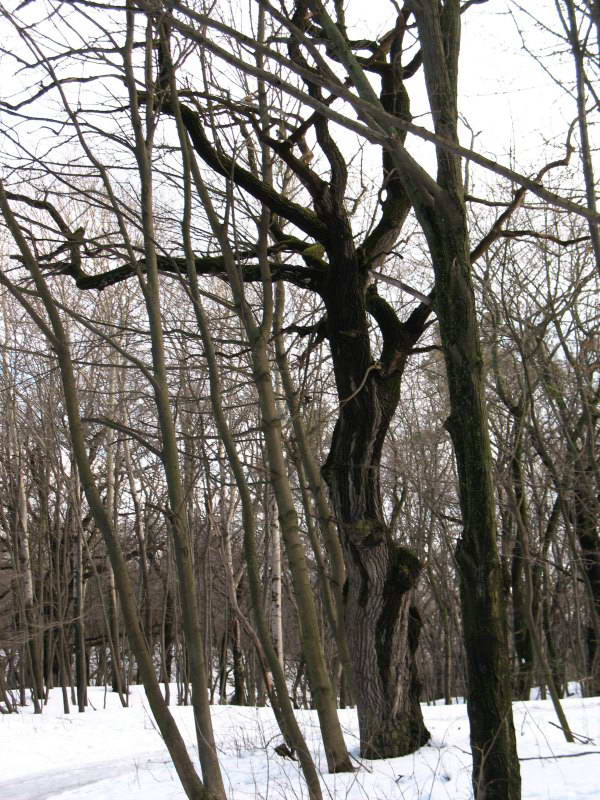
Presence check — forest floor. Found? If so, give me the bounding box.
[1,685,598,800]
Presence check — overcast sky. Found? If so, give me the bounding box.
[345,0,579,173]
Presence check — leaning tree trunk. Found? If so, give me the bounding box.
[379,4,522,797]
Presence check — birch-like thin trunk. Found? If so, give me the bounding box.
[215,491,248,706]
[7,398,44,712]
[268,492,284,669]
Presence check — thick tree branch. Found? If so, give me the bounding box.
[60,253,323,292]
[170,101,329,242]
[155,0,599,223]
[366,286,432,375]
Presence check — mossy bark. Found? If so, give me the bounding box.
[420,194,520,799]
[422,203,521,799]
[574,461,600,696]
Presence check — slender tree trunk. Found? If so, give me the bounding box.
[121,15,226,794]
[16,472,44,712]
[6,396,44,712]
[433,215,521,799]
[166,67,351,778]
[168,127,325,800]
[268,492,284,669]
[511,529,534,700]
[274,282,354,700]
[230,614,246,706]
[508,432,573,740]
[365,2,522,793]
[563,0,600,276]
[72,498,87,713]
[123,435,152,644]
[252,339,354,772]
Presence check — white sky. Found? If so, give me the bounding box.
[459,2,576,163]
[346,0,581,171]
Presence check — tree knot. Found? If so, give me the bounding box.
[344,517,387,548]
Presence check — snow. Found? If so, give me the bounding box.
[1,687,599,800]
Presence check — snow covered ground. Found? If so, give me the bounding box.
[1,686,598,800]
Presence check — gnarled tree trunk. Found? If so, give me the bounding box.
[322,244,431,757]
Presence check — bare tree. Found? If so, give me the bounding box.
[1,2,599,799]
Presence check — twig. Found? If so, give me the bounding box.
[520,751,600,761]
[548,721,595,744]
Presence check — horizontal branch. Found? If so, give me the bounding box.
[60,253,323,293]
[499,230,589,246]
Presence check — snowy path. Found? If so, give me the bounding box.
[0,756,170,800]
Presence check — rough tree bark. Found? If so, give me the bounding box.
[406,4,521,796]
[321,277,431,758]
[305,0,521,794]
